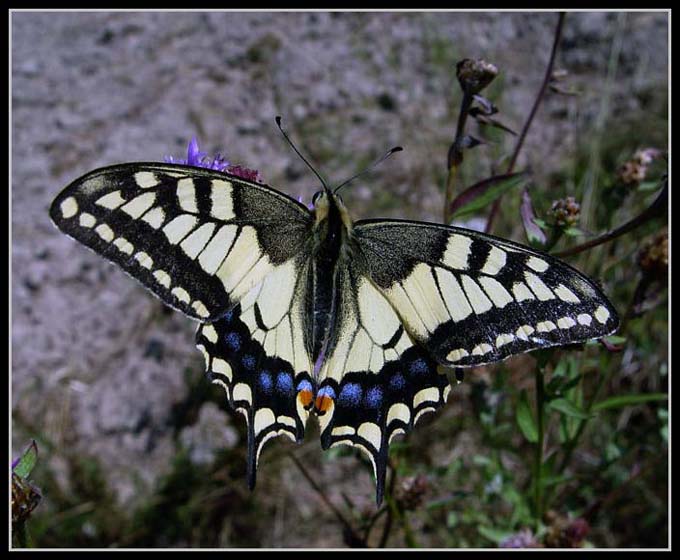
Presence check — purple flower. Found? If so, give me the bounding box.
[165,137,230,171]
[165,137,263,183]
[499,529,542,548]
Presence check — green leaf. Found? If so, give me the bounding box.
[548,398,591,420]
[604,335,627,345]
[564,227,585,237]
[516,391,538,443]
[592,393,668,412]
[450,172,527,219]
[638,180,661,192]
[477,526,512,545]
[559,373,584,395]
[540,474,573,488]
[12,440,38,479]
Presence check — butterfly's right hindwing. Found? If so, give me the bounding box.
[49,163,313,321]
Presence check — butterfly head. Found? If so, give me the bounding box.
[311,188,353,233]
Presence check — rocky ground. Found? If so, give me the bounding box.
[11,11,668,547]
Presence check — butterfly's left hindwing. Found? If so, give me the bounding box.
[353,220,619,368]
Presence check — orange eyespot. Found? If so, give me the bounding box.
[314,394,334,414]
[297,389,314,409]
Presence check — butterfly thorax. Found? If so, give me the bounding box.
[309,191,353,375]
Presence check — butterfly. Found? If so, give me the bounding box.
[49,144,618,505]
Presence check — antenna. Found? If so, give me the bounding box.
[275,116,330,191]
[333,146,403,194]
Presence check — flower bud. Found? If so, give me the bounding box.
[499,528,542,548]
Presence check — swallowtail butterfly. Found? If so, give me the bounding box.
[50,147,618,504]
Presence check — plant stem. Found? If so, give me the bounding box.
[557,352,612,474]
[287,452,364,546]
[377,458,399,547]
[485,12,566,234]
[443,91,474,224]
[533,366,546,523]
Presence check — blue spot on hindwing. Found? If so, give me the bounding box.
[409,358,429,376]
[338,382,362,407]
[297,379,313,393]
[242,354,256,370]
[389,373,406,391]
[365,386,383,409]
[225,332,241,351]
[275,371,294,395]
[258,371,273,394]
[317,385,336,399]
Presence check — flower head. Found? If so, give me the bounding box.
[165,137,263,182]
[638,231,668,280]
[543,512,590,548]
[394,474,429,511]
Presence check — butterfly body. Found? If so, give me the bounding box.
[50,162,618,504]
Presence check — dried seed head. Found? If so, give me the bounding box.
[456,59,499,95]
[549,196,581,228]
[544,512,590,548]
[11,473,41,524]
[638,231,668,279]
[617,148,663,186]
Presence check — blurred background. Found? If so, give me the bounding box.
[11,11,668,548]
